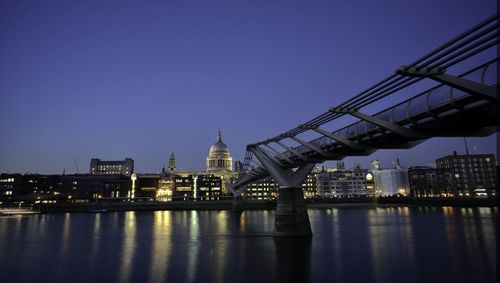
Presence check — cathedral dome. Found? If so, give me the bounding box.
[208,140,230,158]
[206,129,233,172]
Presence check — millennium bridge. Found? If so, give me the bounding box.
[229,14,499,236]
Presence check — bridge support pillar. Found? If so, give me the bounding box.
[249,145,315,237]
[232,195,244,210]
[274,186,311,237]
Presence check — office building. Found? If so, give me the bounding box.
[242,171,318,200]
[436,152,497,197]
[90,158,134,176]
[315,163,368,198]
[196,174,222,200]
[173,175,194,200]
[0,173,131,203]
[242,177,279,200]
[408,166,453,197]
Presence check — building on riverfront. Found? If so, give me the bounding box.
[241,170,317,200]
[204,129,235,195]
[315,162,369,198]
[0,173,131,203]
[408,166,453,197]
[372,159,409,196]
[436,152,497,197]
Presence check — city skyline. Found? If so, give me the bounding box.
[1,0,497,174]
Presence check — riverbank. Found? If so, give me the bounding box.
[36,200,274,213]
[305,197,497,207]
[31,197,497,213]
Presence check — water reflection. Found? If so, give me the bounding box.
[60,213,71,257]
[214,212,229,282]
[149,211,172,283]
[186,211,199,283]
[0,207,496,283]
[273,237,312,283]
[87,214,101,277]
[119,212,136,283]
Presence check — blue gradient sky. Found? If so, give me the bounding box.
[0,0,497,174]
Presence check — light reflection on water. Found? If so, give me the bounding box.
[0,207,496,283]
[120,212,136,283]
[149,211,171,283]
[186,211,199,283]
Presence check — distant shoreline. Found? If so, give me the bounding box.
[18,197,496,213]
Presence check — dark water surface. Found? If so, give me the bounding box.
[0,207,496,283]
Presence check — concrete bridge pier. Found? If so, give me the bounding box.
[232,195,244,210]
[249,145,315,237]
[274,186,311,237]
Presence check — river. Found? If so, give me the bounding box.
[0,206,496,283]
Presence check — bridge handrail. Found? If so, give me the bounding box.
[286,58,498,156]
[255,14,499,145]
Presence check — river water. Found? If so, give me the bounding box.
[0,206,496,283]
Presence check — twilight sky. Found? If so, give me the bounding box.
[0,0,497,174]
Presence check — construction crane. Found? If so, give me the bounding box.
[73,158,80,174]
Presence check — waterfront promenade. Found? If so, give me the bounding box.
[24,197,497,213]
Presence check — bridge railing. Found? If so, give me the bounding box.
[280,58,498,159]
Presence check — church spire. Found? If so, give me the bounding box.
[217,128,222,142]
[168,152,176,173]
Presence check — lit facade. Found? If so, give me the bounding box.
[408,166,453,197]
[90,158,134,176]
[436,152,497,197]
[131,174,161,199]
[242,177,278,200]
[373,168,409,196]
[173,176,194,201]
[206,129,233,173]
[315,165,368,198]
[0,173,131,203]
[365,171,375,197]
[202,129,236,195]
[241,173,317,200]
[196,174,222,200]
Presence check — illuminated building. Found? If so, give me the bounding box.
[206,129,233,173]
[365,171,375,197]
[131,173,194,201]
[242,177,278,200]
[90,158,134,176]
[0,174,59,202]
[0,173,131,203]
[315,163,368,198]
[436,152,497,197]
[302,173,317,198]
[408,166,453,197]
[173,175,194,200]
[132,174,161,199]
[196,174,222,200]
[373,159,409,196]
[202,129,236,195]
[241,172,318,200]
[59,174,131,200]
[157,179,174,202]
